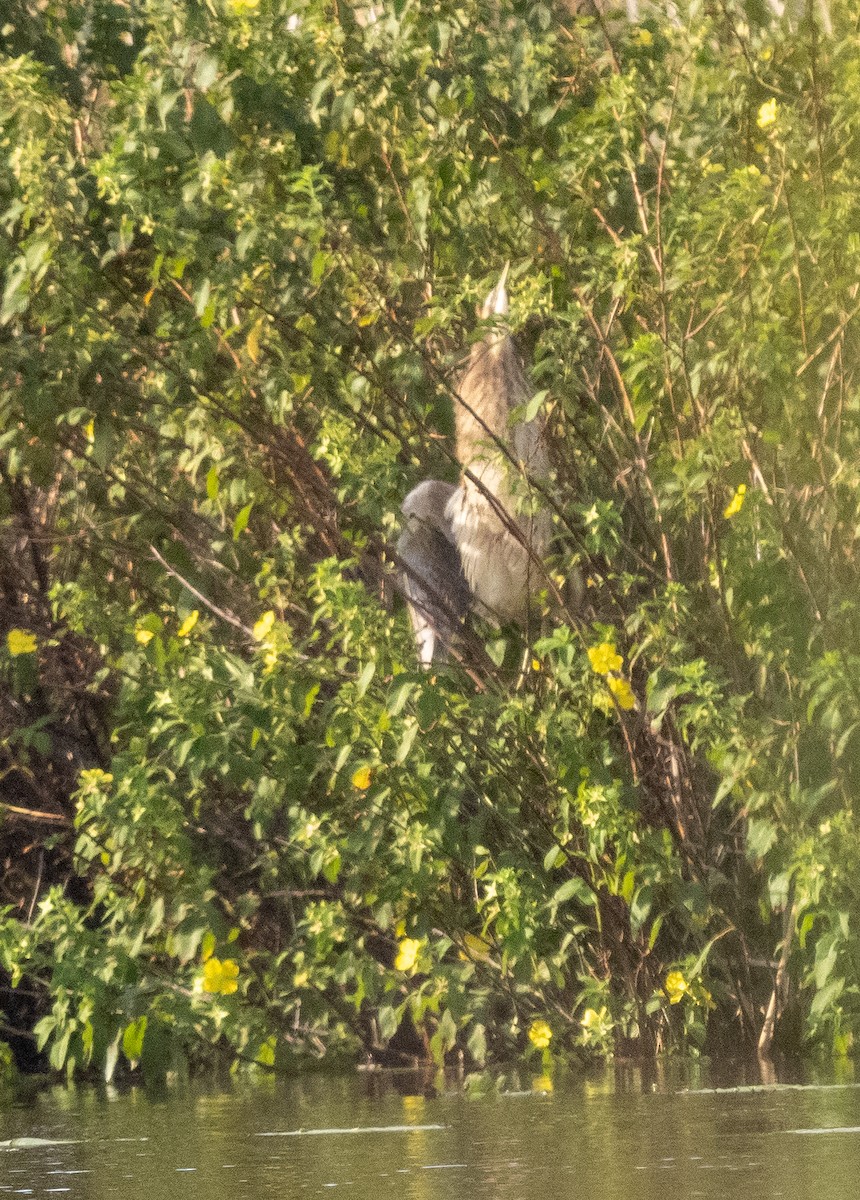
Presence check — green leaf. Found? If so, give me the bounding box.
[429,1008,457,1065]
[552,876,594,906]
[810,977,844,1020]
[417,684,443,728]
[629,885,652,932]
[147,895,165,936]
[233,503,253,539]
[323,852,341,883]
[543,845,565,871]
[33,1015,56,1053]
[523,390,548,423]
[122,1016,148,1065]
[49,1028,71,1072]
[409,176,430,246]
[395,720,419,764]
[746,817,777,860]
[388,679,415,716]
[356,659,376,698]
[311,251,329,285]
[466,1022,487,1067]
[486,637,507,667]
[377,1005,399,1042]
[157,90,182,126]
[648,913,664,950]
[256,1038,276,1067]
[194,278,211,316]
[170,924,206,964]
[195,54,219,93]
[189,97,235,158]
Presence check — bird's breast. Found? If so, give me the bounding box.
[445,487,538,624]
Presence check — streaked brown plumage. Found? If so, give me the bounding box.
[398,266,549,662]
[445,265,549,624]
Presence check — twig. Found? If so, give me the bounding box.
[758,876,796,1059]
[148,544,254,637]
[796,298,860,377]
[0,802,69,825]
[26,849,44,925]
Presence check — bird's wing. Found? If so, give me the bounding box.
[397,517,471,665]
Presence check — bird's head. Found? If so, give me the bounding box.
[401,480,458,537]
[478,262,510,321]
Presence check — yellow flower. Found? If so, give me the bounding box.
[723,483,747,519]
[587,642,623,675]
[227,0,259,11]
[580,1008,600,1029]
[531,657,541,672]
[352,765,372,790]
[135,628,154,645]
[757,98,778,130]
[7,629,37,656]
[201,957,240,995]
[665,970,689,1004]
[177,610,199,638]
[528,1019,553,1049]
[253,610,276,641]
[394,937,421,973]
[607,676,636,711]
[635,27,653,46]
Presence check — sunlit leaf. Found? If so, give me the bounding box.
[233,503,253,539]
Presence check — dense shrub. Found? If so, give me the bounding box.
[1,0,857,1079]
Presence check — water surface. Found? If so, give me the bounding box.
[2,1060,860,1198]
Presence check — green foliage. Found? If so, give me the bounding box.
[1,0,859,1078]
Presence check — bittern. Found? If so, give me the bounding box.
[398,266,549,663]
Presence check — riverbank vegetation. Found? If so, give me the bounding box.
[2,0,859,1081]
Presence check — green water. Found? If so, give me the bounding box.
[3,1061,860,1198]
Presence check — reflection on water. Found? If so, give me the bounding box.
[2,1059,860,1199]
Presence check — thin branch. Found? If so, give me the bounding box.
[0,802,70,825]
[148,544,254,637]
